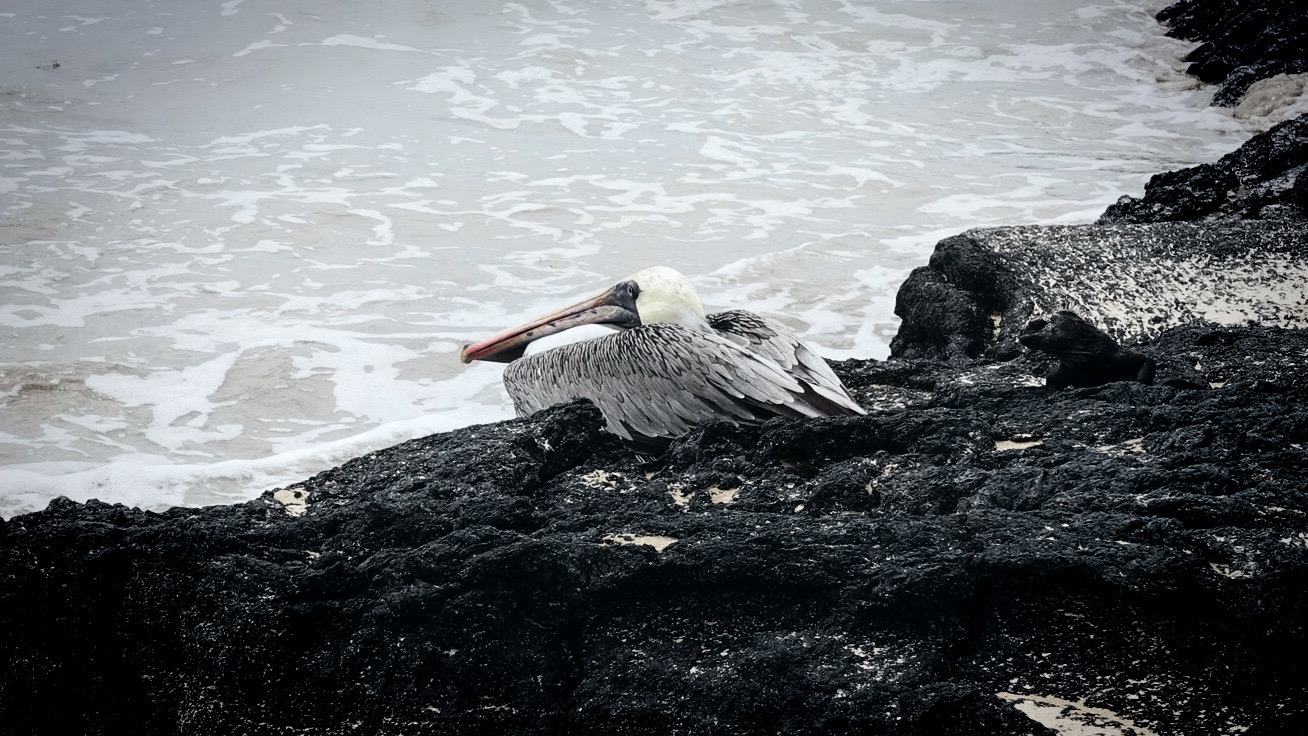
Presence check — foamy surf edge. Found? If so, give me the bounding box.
[0,407,511,519]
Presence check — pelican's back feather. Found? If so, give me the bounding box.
[503,317,864,448]
[708,310,865,417]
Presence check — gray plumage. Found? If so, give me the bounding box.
[504,309,865,448]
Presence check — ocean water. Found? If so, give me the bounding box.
[0,0,1261,517]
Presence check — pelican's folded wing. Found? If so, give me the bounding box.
[708,310,865,416]
[503,324,858,447]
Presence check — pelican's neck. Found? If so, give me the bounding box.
[669,312,712,332]
[640,298,710,332]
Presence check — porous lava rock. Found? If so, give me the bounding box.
[1100,115,1308,224]
[889,219,1307,361]
[2,322,1307,736]
[1157,0,1308,106]
[891,116,1308,366]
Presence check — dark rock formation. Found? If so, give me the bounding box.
[890,115,1307,365]
[1103,3,1308,225]
[889,234,1005,363]
[3,322,1307,735]
[1017,311,1156,388]
[1158,0,1308,106]
[889,219,1307,361]
[1100,116,1308,224]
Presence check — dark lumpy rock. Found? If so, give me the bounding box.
[890,234,1014,362]
[1100,115,1308,224]
[887,218,1308,363]
[889,267,990,362]
[3,324,1307,735]
[1157,0,1308,106]
[883,116,1308,364]
[1018,311,1156,389]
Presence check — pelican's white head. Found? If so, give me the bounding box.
[624,266,709,330]
[461,265,709,363]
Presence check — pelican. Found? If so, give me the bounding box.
[460,267,865,448]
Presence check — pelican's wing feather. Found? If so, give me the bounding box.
[503,324,840,447]
[708,310,865,416]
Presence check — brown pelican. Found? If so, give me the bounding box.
[460,266,865,448]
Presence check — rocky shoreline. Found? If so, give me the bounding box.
[3,3,1307,735]
[1157,0,1308,107]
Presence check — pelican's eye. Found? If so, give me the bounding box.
[616,280,640,308]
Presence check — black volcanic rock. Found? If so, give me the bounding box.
[1100,116,1308,224]
[3,324,1307,734]
[889,234,1003,363]
[1158,0,1308,106]
[889,219,1307,362]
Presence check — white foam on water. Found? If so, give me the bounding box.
[0,0,1268,517]
[0,407,509,519]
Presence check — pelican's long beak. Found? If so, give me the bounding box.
[460,284,640,363]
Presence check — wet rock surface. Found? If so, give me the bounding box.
[1158,0,1308,106]
[891,115,1308,368]
[1100,116,1308,224]
[1105,0,1308,227]
[3,321,1307,735]
[890,219,1308,362]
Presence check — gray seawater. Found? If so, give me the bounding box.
[0,0,1260,516]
